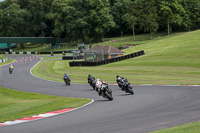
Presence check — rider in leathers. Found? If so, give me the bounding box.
[116,75,128,91]
[95,78,107,96]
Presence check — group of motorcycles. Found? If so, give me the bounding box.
[88,74,134,101]
[8,64,132,101]
[8,61,132,101]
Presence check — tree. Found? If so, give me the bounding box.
[25,0,46,37]
[140,0,159,40]
[49,0,90,41]
[159,0,185,37]
[0,9,2,19]
[43,0,54,36]
[122,1,139,41]
[111,0,132,38]
[182,0,200,31]
[0,9,2,36]
[18,0,54,36]
[90,0,115,41]
[0,3,30,37]
[47,0,67,38]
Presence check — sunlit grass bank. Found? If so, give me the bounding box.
[150,121,200,133]
[0,86,91,123]
[32,30,200,85]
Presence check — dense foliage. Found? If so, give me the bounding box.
[0,0,199,42]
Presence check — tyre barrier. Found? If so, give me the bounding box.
[0,51,40,54]
[62,55,83,60]
[0,57,8,63]
[69,50,145,67]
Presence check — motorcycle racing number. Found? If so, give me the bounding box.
[96,81,102,88]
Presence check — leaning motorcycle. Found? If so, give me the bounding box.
[116,76,134,95]
[63,76,71,86]
[96,79,113,101]
[9,68,13,74]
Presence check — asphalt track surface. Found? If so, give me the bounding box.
[1,55,200,133]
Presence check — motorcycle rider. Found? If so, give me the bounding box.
[88,74,95,84]
[63,73,71,85]
[9,64,14,70]
[64,73,69,78]
[116,75,127,90]
[95,78,107,96]
[88,74,96,89]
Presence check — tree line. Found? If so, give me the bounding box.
[0,0,199,43]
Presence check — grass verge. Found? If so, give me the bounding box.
[0,86,91,123]
[30,30,200,132]
[151,121,200,133]
[0,55,14,66]
[95,32,184,47]
[31,30,200,85]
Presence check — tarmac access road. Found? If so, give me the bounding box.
[1,55,200,133]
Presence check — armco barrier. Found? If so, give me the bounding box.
[69,50,145,67]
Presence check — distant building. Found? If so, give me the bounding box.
[84,45,125,62]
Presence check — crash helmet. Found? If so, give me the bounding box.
[116,75,119,78]
[96,78,100,81]
[10,64,13,68]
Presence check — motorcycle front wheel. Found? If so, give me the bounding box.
[127,86,134,95]
[9,69,13,74]
[104,91,113,101]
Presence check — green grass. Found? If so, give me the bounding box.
[94,32,185,47]
[0,55,5,60]
[40,56,62,61]
[0,55,14,66]
[0,52,90,124]
[32,30,200,85]
[0,86,91,123]
[12,32,184,52]
[3,30,200,131]
[150,121,200,133]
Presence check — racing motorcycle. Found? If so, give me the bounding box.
[9,67,13,74]
[88,74,96,89]
[63,73,71,86]
[116,75,134,95]
[95,79,113,101]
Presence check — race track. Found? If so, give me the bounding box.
[0,55,200,133]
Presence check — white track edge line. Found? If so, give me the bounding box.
[0,99,94,127]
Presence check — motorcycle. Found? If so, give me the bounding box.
[95,79,113,101]
[9,67,13,74]
[88,74,96,89]
[63,74,71,86]
[116,75,134,95]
